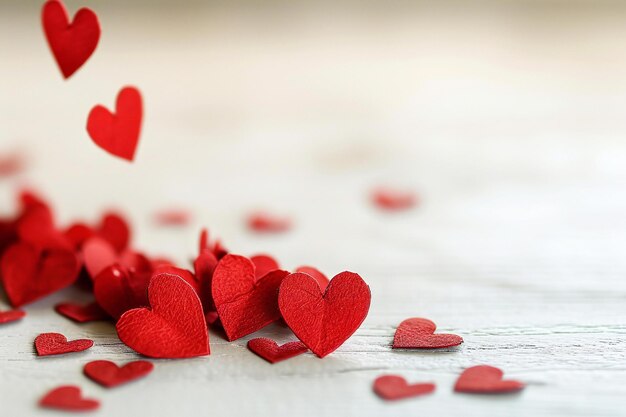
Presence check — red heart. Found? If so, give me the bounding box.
[247,338,308,364]
[393,318,463,349]
[116,273,209,358]
[55,302,109,323]
[455,365,525,394]
[94,265,150,320]
[41,0,100,79]
[250,254,280,279]
[373,375,435,401]
[40,385,99,411]
[278,271,371,358]
[194,250,218,312]
[87,86,143,161]
[1,242,80,307]
[247,212,291,233]
[212,254,289,341]
[84,360,153,388]
[371,187,417,211]
[35,332,94,356]
[295,265,329,290]
[98,212,131,252]
[0,309,26,324]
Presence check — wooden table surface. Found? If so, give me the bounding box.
[1,2,626,416]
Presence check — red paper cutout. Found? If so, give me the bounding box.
[393,318,463,349]
[0,309,26,324]
[93,265,150,320]
[153,265,198,293]
[250,254,280,279]
[373,375,435,400]
[247,212,291,233]
[41,0,100,79]
[35,332,94,356]
[372,187,417,211]
[154,209,191,226]
[194,250,218,312]
[98,212,131,252]
[87,86,143,161]
[116,273,209,358]
[82,236,118,279]
[212,254,289,341]
[84,360,153,388]
[40,385,99,412]
[278,271,371,357]
[454,365,525,394]
[55,302,109,323]
[198,228,227,259]
[295,266,329,290]
[247,338,308,364]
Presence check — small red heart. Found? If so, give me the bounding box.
[35,332,94,356]
[278,271,371,358]
[0,309,26,324]
[393,318,463,349]
[40,385,99,412]
[116,273,209,358]
[93,265,150,320]
[247,338,308,364]
[55,302,109,323]
[247,212,291,233]
[41,0,100,79]
[87,86,143,162]
[454,365,525,394]
[212,254,289,341]
[84,360,154,388]
[373,375,435,401]
[372,187,417,211]
[294,266,329,290]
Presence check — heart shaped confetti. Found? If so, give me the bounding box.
[41,0,101,79]
[40,385,99,412]
[372,187,417,211]
[116,273,209,358]
[247,338,308,364]
[454,365,525,394]
[247,212,291,233]
[373,375,436,401]
[278,271,371,358]
[212,254,289,341]
[393,318,463,349]
[87,86,143,162]
[0,309,26,324]
[84,360,154,388]
[55,302,109,323]
[35,332,94,356]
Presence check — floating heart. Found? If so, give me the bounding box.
[39,385,99,411]
[87,86,143,161]
[247,212,291,233]
[55,302,109,323]
[393,318,463,349]
[372,187,417,211]
[212,254,289,341]
[278,271,371,358]
[373,375,435,401]
[116,273,209,358]
[247,338,308,364]
[454,365,525,394]
[295,266,329,290]
[154,209,191,226]
[93,265,150,320]
[84,360,153,388]
[35,333,93,356]
[0,309,26,324]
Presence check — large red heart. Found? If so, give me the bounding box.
[212,254,289,341]
[278,271,371,358]
[393,318,463,349]
[39,385,99,411]
[116,273,209,358]
[55,302,109,323]
[35,333,94,356]
[87,86,143,162]
[93,265,150,320]
[373,375,435,401]
[1,242,80,307]
[84,360,153,388]
[247,338,308,364]
[41,0,100,79]
[454,365,525,394]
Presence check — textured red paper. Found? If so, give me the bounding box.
[247,338,308,364]
[35,332,94,356]
[153,265,198,293]
[373,375,436,400]
[116,273,209,358]
[250,254,280,279]
[84,360,153,388]
[212,254,289,341]
[247,212,291,233]
[295,266,329,290]
[41,0,100,79]
[454,365,525,394]
[393,318,463,349]
[98,212,130,252]
[198,228,228,259]
[82,236,118,278]
[93,265,150,320]
[194,250,218,311]
[40,385,99,411]
[278,271,371,358]
[87,86,143,161]
[0,309,26,324]
[372,187,417,211]
[55,302,109,323]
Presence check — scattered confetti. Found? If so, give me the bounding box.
[0,309,26,324]
[372,187,417,211]
[84,360,154,388]
[247,212,291,233]
[247,338,308,364]
[393,318,463,349]
[373,375,435,401]
[35,333,94,356]
[454,365,525,394]
[39,385,99,412]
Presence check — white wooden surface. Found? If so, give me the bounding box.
[2,2,626,416]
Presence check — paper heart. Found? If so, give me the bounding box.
[250,254,280,279]
[1,242,80,307]
[84,360,153,388]
[39,385,99,411]
[454,365,525,394]
[393,318,463,349]
[198,228,228,259]
[98,212,131,252]
[94,265,150,320]
[42,0,100,79]
[278,271,371,358]
[295,266,329,290]
[0,309,26,324]
[193,250,218,311]
[83,236,152,280]
[247,212,291,233]
[372,187,417,211]
[55,302,109,323]
[373,375,436,401]
[247,338,308,364]
[35,332,94,356]
[116,273,209,358]
[87,86,143,161]
[154,209,191,226]
[212,254,289,341]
